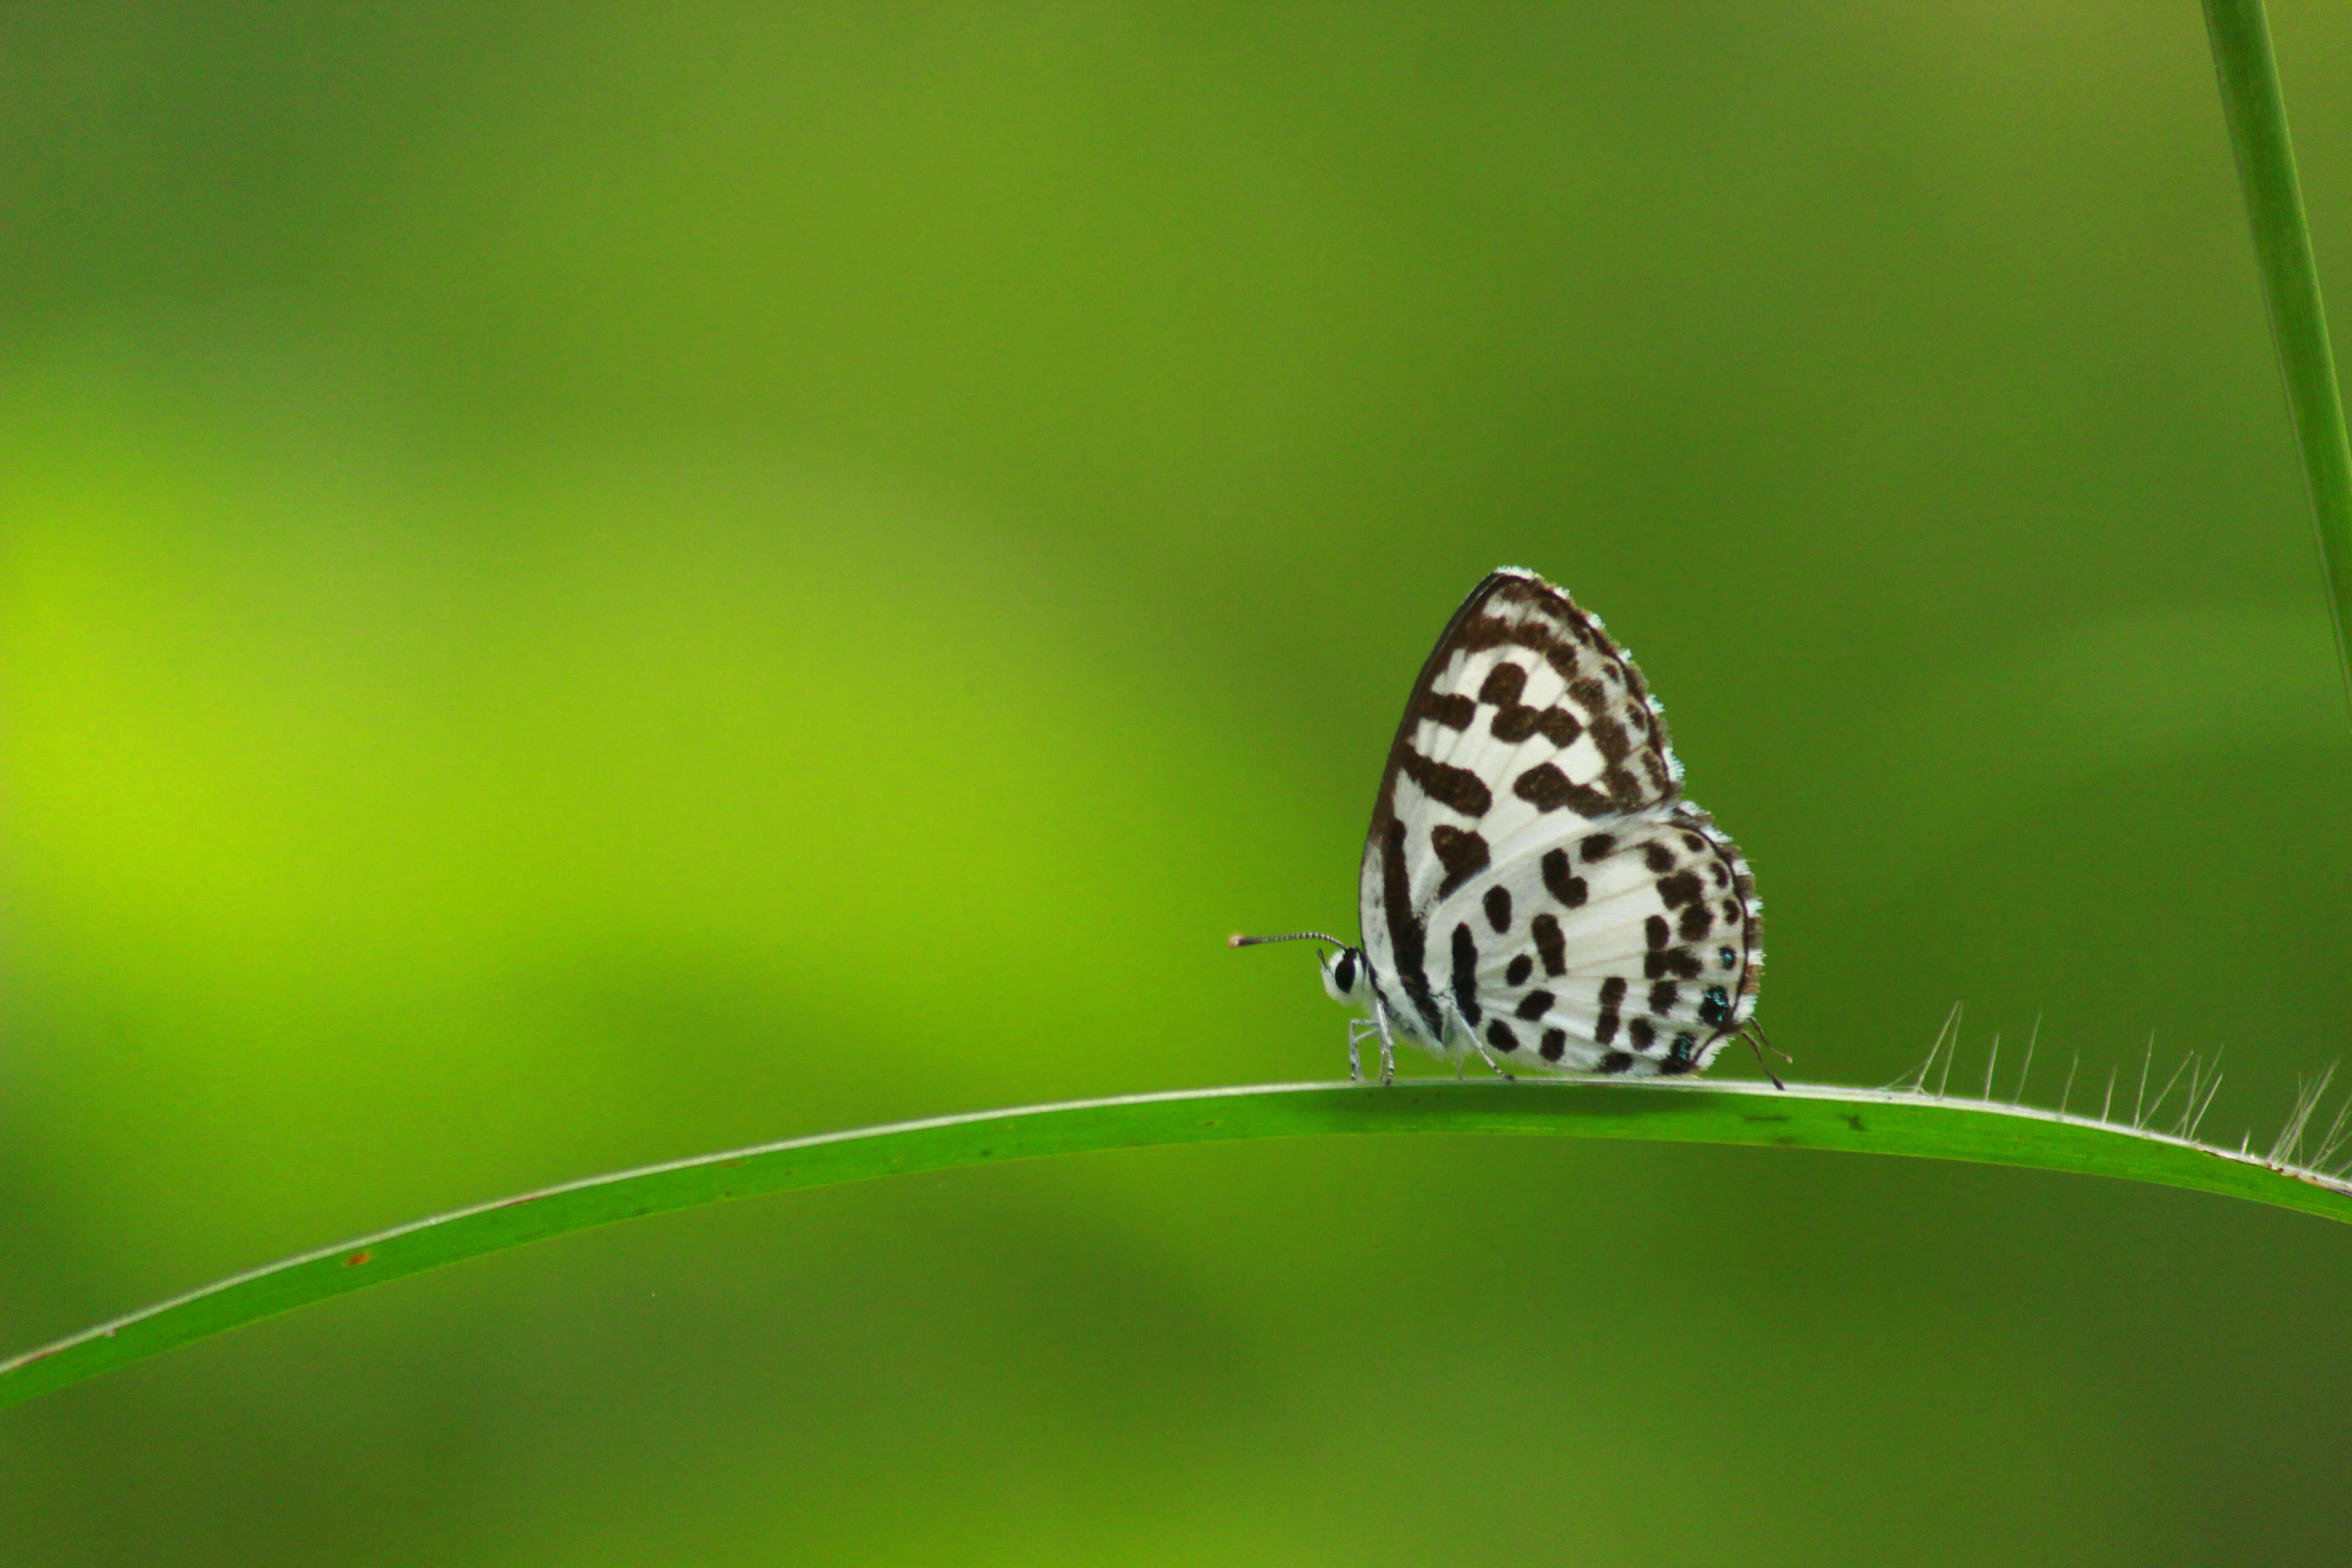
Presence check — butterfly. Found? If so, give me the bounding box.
[1234,567,1776,1086]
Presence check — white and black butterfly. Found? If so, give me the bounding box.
[1235,567,1774,1085]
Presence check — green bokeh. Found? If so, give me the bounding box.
[5,3,2352,1562]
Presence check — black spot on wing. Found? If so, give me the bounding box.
[1647,980,1678,1016]
[1539,848,1587,909]
[1656,871,1704,908]
[1582,708,1633,773]
[1576,703,1649,810]
[1600,1050,1634,1074]
[1581,834,1616,862]
[1644,915,1670,950]
[1418,690,1476,730]
[1643,843,1675,873]
[1383,820,1443,1039]
[1662,1032,1700,1075]
[1397,747,1492,818]
[1450,922,1482,1027]
[1492,705,1583,746]
[1483,885,1512,933]
[1541,1029,1568,1063]
[1645,947,1703,980]
[1505,953,1533,987]
[1489,705,1536,742]
[1530,913,1566,976]
[1699,985,1731,1027]
[1478,662,1529,706]
[1515,990,1554,1021]
[1514,763,1614,817]
[1595,975,1626,1044]
[1485,1019,1520,1054]
[1628,1018,1656,1051]
[1678,903,1714,941]
[1431,824,1491,900]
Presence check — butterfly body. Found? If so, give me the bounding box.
[1254,567,1762,1082]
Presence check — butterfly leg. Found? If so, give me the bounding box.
[1739,1023,1788,1091]
[1467,1028,1516,1081]
[1443,997,1515,1082]
[1371,998,1399,1086]
[1345,1019,1377,1084]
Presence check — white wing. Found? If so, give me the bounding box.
[1424,805,1758,1074]
[1357,568,1760,1073]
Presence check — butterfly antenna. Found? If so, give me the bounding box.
[1228,931,1349,949]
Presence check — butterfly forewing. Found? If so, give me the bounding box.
[1358,568,1760,1074]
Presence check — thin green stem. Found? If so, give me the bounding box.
[2204,0,2352,717]
[5,1078,2348,1411]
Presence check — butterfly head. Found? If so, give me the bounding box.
[1318,945,1366,1005]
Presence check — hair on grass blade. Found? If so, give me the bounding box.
[2142,1054,2191,1135]
[1891,1003,1961,1095]
[2188,1066,2226,1144]
[2272,1065,2338,1166]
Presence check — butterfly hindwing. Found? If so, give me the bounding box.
[1425,807,1759,1075]
[1357,568,1760,1074]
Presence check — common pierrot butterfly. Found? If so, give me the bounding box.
[1234,567,1777,1086]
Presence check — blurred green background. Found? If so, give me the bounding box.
[6,2,2352,1562]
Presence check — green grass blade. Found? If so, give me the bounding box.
[6,1078,2349,1411]
[2204,0,2352,711]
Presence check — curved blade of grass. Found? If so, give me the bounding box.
[6,1077,2350,1411]
[2204,0,2352,713]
